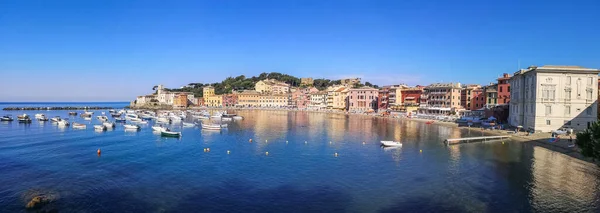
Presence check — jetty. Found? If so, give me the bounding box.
[444,135,511,145]
[3,106,114,111]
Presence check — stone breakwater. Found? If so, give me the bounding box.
[3,106,115,111]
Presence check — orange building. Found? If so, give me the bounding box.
[497,73,511,104]
[173,93,189,108]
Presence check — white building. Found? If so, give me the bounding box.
[509,65,599,132]
[309,92,328,110]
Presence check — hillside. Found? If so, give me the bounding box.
[164,72,377,97]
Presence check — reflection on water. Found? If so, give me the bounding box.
[0,109,599,212]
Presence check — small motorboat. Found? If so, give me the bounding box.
[68,112,78,116]
[51,116,62,122]
[94,125,107,131]
[97,116,109,122]
[80,112,93,118]
[137,120,148,124]
[35,114,46,119]
[161,129,182,137]
[130,118,142,122]
[380,141,402,147]
[103,122,116,129]
[123,124,140,130]
[220,124,228,128]
[222,117,232,121]
[115,117,126,122]
[233,116,243,120]
[152,125,166,132]
[37,115,49,121]
[109,109,116,113]
[182,122,195,127]
[157,117,170,123]
[57,120,70,126]
[1,115,14,121]
[72,122,87,129]
[84,117,92,121]
[110,113,122,118]
[18,114,32,123]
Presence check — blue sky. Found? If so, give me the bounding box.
[1,0,599,101]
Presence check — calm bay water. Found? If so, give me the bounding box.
[1,102,599,212]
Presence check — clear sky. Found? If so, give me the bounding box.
[1,0,599,101]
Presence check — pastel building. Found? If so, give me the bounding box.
[327,86,349,110]
[460,84,485,110]
[255,79,290,94]
[259,94,288,108]
[309,91,328,110]
[509,65,600,132]
[222,94,238,107]
[497,73,511,104]
[236,90,261,107]
[419,83,463,114]
[348,87,379,112]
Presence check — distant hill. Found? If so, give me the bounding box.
[165,72,377,97]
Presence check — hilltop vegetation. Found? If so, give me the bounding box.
[164,72,377,97]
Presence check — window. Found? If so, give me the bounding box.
[545,105,552,115]
[565,106,571,115]
[587,90,593,100]
[500,87,503,92]
[566,89,571,101]
[567,76,571,85]
[508,86,511,92]
[589,77,593,86]
[546,120,551,125]
[542,86,556,101]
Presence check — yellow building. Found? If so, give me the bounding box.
[236,90,261,107]
[255,79,290,94]
[203,86,215,97]
[327,86,348,110]
[259,94,288,108]
[205,95,222,107]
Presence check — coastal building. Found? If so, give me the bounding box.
[348,86,379,112]
[157,85,175,105]
[259,94,288,108]
[135,95,156,105]
[300,78,314,86]
[203,86,215,97]
[386,84,408,109]
[205,95,222,107]
[222,94,238,107]
[396,86,424,112]
[236,90,261,107]
[460,85,485,110]
[509,65,600,132]
[308,91,328,110]
[327,86,348,110]
[483,83,498,108]
[378,88,390,110]
[196,97,204,107]
[173,93,189,108]
[291,89,310,109]
[255,79,290,94]
[419,83,463,114]
[497,73,511,104]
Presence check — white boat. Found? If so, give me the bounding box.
[72,122,87,129]
[103,122,115,128]
[34,114,46,119]
[157,117,170,123]
[130,118,143,122]
[97,116,109,121]
[51,116,62,122]
[125,113,139,120]
[124,124,140,130]
[222,117,232,121]
[182,122,195,127]
[380,141,402,147]
[220,124,228,128]
[37,115,49,121]
[94,125,107,131]
[152,125,167,132]
[170,116,182,121]
[84,117,92,121]
[201,123,222,130]
[57,120,70,126]
[211,113,222,118]
[233,116,243,120]
[160,129,182,137]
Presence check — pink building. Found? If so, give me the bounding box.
[348,87,379,112]
[291,89,310,109]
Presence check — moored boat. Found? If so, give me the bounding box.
[123,124,140,130]
[380,141,402,147]
[34,114,46,119]
[110,113,122,118]
[68,112,78,116]
[152,125,167,132]
[51,116,62,122]
[57,120,70,126]
[1,115,14,121]
[72,122,87,129]
[18,114,32,123]
[182,122,195,127]
[94,125,107,131]
[37,115,49,121]
[160,129,182,137]
[103,122,116,129]
[115,117,126,123]
[201,123,222,130]
[97,116,109,122]
[233,116,243,120]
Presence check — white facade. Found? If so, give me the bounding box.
[309,93,328,109]
[509,65,599,132]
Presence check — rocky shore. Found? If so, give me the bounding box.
[3,106,115,111]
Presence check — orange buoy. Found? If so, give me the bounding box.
[97,149,101,156]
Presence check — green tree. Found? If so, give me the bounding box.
[576,121,600,161]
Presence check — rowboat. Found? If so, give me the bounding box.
[123,124,140,130]
[182,122,195,127]
[380,141,402,147]
[94,125,107,131]
[72,123,87,129]
[201,123,222,130]
[161,129,182,137]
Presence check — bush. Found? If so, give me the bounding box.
[576,121,600,161]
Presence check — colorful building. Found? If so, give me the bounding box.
[419,83,463,114]
[483,83,498,108]
[396,86,424,112]
[378,87,390,110]
[236,90,261,107]
[255,79,290,94]
[348,87,379,112]
[308,91,328,110]
[173,93,189,108]
[222,94,238,107]
[460,85,485,110]
[327,86,348,110]
[291,89,310,109]
[497,73,511,104]
[259,94,288,108]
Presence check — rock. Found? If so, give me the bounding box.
[25,196,48,209]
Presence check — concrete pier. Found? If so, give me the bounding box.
[444,135,511,145]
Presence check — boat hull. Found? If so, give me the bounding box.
[161,131,181,137]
